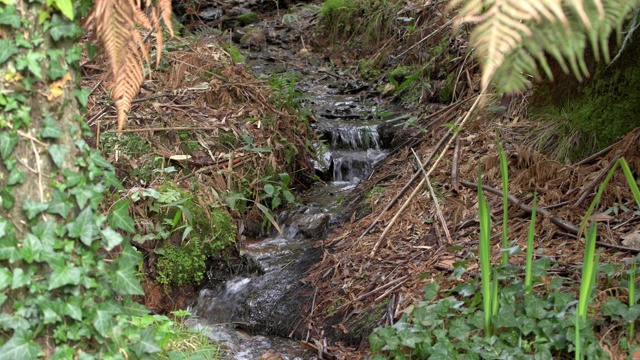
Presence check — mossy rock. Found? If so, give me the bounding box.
[237,12,258,25]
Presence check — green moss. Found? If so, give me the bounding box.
[223,42,245,63]
[237,12,258,25]
[157,237,207,286]
[99,133,151,157]
[437,71,456,103]
[530,40,640,161]
[154,182,236,286]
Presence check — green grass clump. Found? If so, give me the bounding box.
[157,237,207,286]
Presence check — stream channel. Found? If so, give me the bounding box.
[187,37,400,360]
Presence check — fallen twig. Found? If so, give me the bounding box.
[412,148,451,244]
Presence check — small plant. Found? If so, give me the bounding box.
[261,172,296,210]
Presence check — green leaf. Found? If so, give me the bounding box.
[16,51,45,79]
[65,207,96,246]
[1,187,15,210]
[100,227,123,251]
[22,199,49,220]
[0,132,18,160]
[133,328,161,356]
[53,0,74,20]
[0,233,21,262]
[278,173,290,186]
[264,184,275,196]
[0,268,11,291]
[113,267,144,295]
[423,282,439,300]
[88,149,113,170]
[47,14,82,41]
[11,268,30,289]
[0,218,8,238]
[0,330,40,360]
[31,221,56,245]
[7,168,25,185]
[0,5,20,28]
[283,190,295,203]
[93,304,116,334]
[75,88,91,109]
[0,39,18,65]
[64,297,82,321]
[47,189,73,218]
[48,263,81,290]
[118,241,142,270]
[48,144,68,168]
[108,200,135,233]
[70,186,96,209]
[21,234,43,263]
[40,117,62,139]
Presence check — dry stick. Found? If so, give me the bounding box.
[459,180,579,234]
[111,126,222,133]
[374,277,410,302]
[327,275,410,317]
[573,142,614,166]
[411,148,451,243]
[392,18,454,59]
[370,94,484,257]
[574,153,622,207]
[451,136,461,188]
[358,97,474,242]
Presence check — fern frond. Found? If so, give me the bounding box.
[453,0,640,93]
[85,0,174,131]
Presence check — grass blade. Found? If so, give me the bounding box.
[498,142,509,265]
[477,165,492,337]
[524,193,538,294]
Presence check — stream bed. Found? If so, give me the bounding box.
[186,10,401,359]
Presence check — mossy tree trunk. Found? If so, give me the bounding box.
[0,1,157,358]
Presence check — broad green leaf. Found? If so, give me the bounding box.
[21,234,43,263]
[133,328,161,356]
[51,346,75,360]
[0,218,9,238]
[423,282,439,300]
[22,199,49,220]
[48,264,81,290]
[108,200,135,233]
[40,118,62,139]
[88,149,113,169]
[47,189,73,218]
[70,186,96,209]
[264,184,275,196]
[278,172,290,186]
[7,168,24,185]
[0,5,20,28]
[0,39,17,65]
[0,233,21,262]
[31,221,56,245]
[92,305,115,334]
[47,14,82,41]
[16,51,45,79]
[121,297,149,317]
[75,88,91,109]
[113,267,144,295]
[64,297,82,321]
[117,241,142,270]
[53,0,74,20]
[0,132,18,160]
[100,227,123,251]
[65,207,95,246]
[0,330,40,360]
[0,268,11,290]
[11,268,29,289]
[283,190,295,203]
[48,144,68,168]
[63,169,84,187]
[1,186,15,210]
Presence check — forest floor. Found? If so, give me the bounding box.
[84,1,640,359]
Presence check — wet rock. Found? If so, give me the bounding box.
[295,213,331,239]
[259,349,285,360]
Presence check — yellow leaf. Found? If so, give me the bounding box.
[47,72,72,101]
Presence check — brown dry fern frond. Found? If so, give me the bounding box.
[85,0,173,131]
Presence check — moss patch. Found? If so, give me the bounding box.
[529,36,640,161]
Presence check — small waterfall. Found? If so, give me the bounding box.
[328,124,381,150]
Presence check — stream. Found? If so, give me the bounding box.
[186,6,400,360]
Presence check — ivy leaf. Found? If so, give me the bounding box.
[47,14,82,41]
[11,268,30,290]
[133,328,161,356]
[40,118,63,140]
[0,39,17,65]
[48,263,81,290]
[22,199,49,220]
[64,297,82,321]
[16,51,45,79]
[63,169,84,187]
[0,132,18,160]
[0,218,9,238]
[48,144,68,168]
[0,233,21,263]
[1,187,15,210]
[93,303,117,334]
[0,5,21,28]
[7,168,25,185]
[100,228,123,251]
[121,297,149,317]
[108,200,135,233]
[117,241,142,270]
[89,149,113,170]
[21,234,43,264]
[0,329,40,360]
[70,186,96,209]
[113,267,144,295]
[47,189,72,218]
[53,0,74,20]
[0,268,11,291]
[31,221,56,246]
[75,88,91,109]
[65,207,96,246]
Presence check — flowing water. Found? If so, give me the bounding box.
[187,48,398,360]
